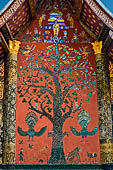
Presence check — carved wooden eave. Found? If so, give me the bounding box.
[0,0,25,28]
[84,0,113,31]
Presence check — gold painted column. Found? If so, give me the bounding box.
[3,40,21,164]
[0,62,4,163]
[92,41,113,163]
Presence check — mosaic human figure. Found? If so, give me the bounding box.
[19,148,23,161]
[53,20,59,39]
[63,31,68,42]
[67,13,74,28]
[39,14,46,28]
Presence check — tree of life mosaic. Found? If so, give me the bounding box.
[16,0,100,165]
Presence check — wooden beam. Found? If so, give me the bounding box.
[79,20,97,40]
[0,32,9,54]
[29,0,36,19]
[98,24,110,42]
[1,23,13,42]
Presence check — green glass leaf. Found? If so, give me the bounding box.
[85,98,90,102]
[37,94,41,98]
[64,99,69,104]
[48,48,52,51]
[60,81,65,84]
[92,72,96,76]
[22,98,27,103]
[45,75,49,80]
[34,99,38,103]
[67,93,71,97]
[72,91,77,96]
[24,67,28,71]
[19,94,24,97]
[50,64,54,67]
[33,89,37,93]
[47,100,52,104]
[93,85,96,89]
[17,86,21,89]
[28,79,31,82]
[52,47,55,51]
[35,79,38,83]
[77,77,81,81]
[64,48,67,51]
[47,107,52,113]
[88,92,92,97]
[27,76,32,78]
[74,97,78,101]
[40,77,43,81]
[44,95,49,99]
[66,76,70,80]
[78,56,81,59]
[74,49,77,53]
[18,73,21,77]
[62,107,66,112]
[49,81,52,85]
[18,90,22,94]
[81,85,84,89]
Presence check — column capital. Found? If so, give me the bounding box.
[92,41,102,55]
[9,40,21,55]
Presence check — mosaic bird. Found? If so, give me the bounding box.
[18,112,47,141]
[70,110,98,141]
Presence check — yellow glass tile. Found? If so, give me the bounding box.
[22,5,26,9]
[88,9,91,13]
[23,18,26,21]
[17,11,21,15]
[93,19,96,23]
[19,18,23,21]
[10,26,14,30]
[17,28,20,31]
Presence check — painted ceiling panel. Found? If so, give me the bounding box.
[81,2,103,36]
[7,1,31,36]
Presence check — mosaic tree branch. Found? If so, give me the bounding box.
[28,98,53,123]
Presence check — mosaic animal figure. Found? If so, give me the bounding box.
[67,146,82,164]
[18,112,47,141]
[86,152,97,163]
[70,110,98,141]
[21,45,36,55]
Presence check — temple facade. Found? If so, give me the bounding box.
[0,0,113,169]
